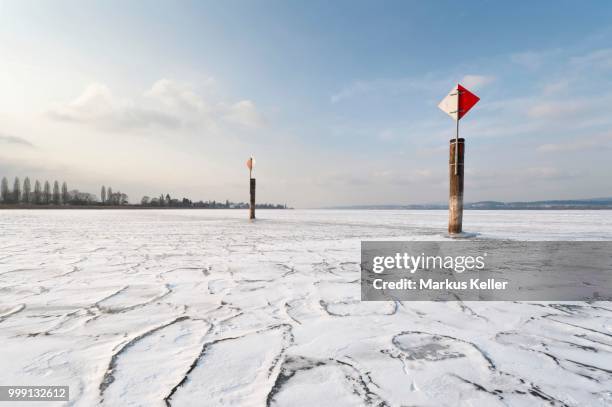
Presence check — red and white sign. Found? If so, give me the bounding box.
[438,84,480,121]
[246,157,255,171]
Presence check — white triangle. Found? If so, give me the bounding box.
[438,85,459,121]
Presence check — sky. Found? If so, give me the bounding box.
[1,0,612,207]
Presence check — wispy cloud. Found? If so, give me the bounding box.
[330,73,494,107]
[466,166,583,193]
[570,48,612,69]
[537,133,612,152]
[222,100,266,128]
[519,166,581,180]
[0,134,35,148]
[542,79,570,95]
[330,75,445,104]
[47,83,180,131]
[460,75,496,89]
[527,100,589,119]
[510,49,561,70]
[144,79,209,112]
[47,79,266,132]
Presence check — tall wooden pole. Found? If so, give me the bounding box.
[448,137,464,234]
[249,177,256,220]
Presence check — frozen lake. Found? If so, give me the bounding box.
[1,209,612,406]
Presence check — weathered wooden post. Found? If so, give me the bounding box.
[448,137,464,234]
[249,178,256,220]
[247,157,255,220]
[438,84,480,235]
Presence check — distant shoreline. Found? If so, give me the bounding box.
[322,207,612,211]
[1,205,611,211]
[0,205,292,210]
[324,198,612,211]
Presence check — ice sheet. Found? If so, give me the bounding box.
[1,209,611,406]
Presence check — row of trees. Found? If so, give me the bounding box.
[1,176,286,208]
[1,177,70,205]
[0,177,130,206]
[140,194,287,209]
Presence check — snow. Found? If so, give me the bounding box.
[1,209,611,406]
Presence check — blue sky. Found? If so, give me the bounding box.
[1,1,612,206]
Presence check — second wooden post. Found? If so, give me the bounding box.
[249,178,256,220]
[448,137,464,234]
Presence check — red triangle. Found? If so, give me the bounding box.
[457,84,480,120]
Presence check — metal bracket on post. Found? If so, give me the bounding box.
[455,119,459,175]
[448,111,463,175]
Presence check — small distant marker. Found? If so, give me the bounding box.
[438,84,480,235]
[247,156,256,220]
[246,156,255,178]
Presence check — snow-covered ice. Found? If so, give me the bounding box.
[1,209,612,406]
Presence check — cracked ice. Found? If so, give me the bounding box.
[1,209,611,406]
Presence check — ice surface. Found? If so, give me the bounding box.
[1,209,611,406]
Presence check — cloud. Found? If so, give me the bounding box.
[537,141,597,153]
[523,167,578,180]
[47,79,265,132]
[223,100,266,128]
[0,133,35,148]
[368,168,443,186]
[330,81,377,104]
[321,172,372,187]
[570,48,612,69]
[460,75,496,89]
[311,166,443,189]
[330,76,445,104]
[510,49,561,70]
[510,51,544,69]
[527,100,589,119]
[542,79,569,95]
[537,133,612,152]
[48,83,180,131]
[0,153,69,177]
[467,166,582,193]
[330,74,492,106]
[145,79,208,112]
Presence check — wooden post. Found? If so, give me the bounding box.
[448,137,464,234]
[249,178,256,220]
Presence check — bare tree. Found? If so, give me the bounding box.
[34,180,42,204]
[23,177,31,203]
[107,187,113,205]
[61,182,69,204]
[1,177,9,203]
[13,177,21,204]
[52,181,60,205]
[141,196,150,206]
[69,190,96,204]
[43,181,51,204]
[101,186,106,205]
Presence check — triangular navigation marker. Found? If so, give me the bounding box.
[456,84,479,119]
[438,84,480,121]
